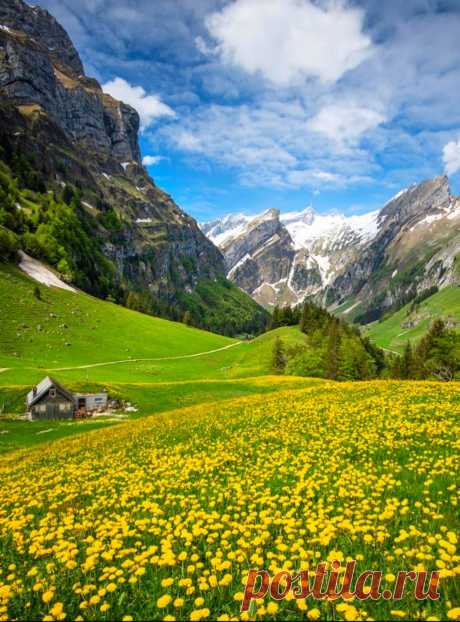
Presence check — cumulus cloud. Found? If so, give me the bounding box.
[308,104,386,144]
[142,155,165,166]
[158,100,380,189]
[36,0,460,201]
[102,77,175,130]
[204,0,374,85]
[443,139,460,176]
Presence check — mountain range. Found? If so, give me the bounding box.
[202,176,460,322]
[0,0,267,335]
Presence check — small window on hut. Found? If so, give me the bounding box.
[59,403,68,412]
[49,388,56,398]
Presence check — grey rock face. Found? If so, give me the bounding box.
[206,175,460,316]
[0,21,139,165]
[0,0,226,303]
[0,0,84,76]
[221,210,297,305]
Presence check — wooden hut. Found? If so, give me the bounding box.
[26,377,75,420]
[26,377,108,420]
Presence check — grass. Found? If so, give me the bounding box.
[0,376,320,453]
[365,286,460,352]
[0,381,458,621]
[0,265,233,370]
[0,265,308,452]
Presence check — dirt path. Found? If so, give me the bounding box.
[382,346,400,355]
[48,341,243,371]
[0,368,9,374]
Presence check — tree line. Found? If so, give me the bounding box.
[270,303,459,382]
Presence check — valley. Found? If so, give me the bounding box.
[0,1,459,620]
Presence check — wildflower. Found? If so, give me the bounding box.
[157,595,172,609]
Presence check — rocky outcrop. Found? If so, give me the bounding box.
[0,0,229,309]
[0,0,84,76]
[220,209,297,306]
[327,176,460,320]
[204,176,460,318]
[0,7,140,165]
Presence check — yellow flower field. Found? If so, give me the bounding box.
[0,380,459,621]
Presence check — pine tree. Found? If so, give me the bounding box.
[271,337,286,373]
[269,306,280,330]
[182,310,192,326]
[325,321,341,380]
[299,304,310,334]
[400,341,414,379]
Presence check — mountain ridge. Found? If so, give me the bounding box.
[202,175,460,320]
[0,0,268,335]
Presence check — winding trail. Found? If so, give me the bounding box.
[48,341,243,372]
[382,346,400,355]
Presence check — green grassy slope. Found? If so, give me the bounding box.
[0,264,233,369]
[365,286,460,352]
[0,265,310,452]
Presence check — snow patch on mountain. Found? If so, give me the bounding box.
[280,207,379,251]
[203,205,380,252]
[200,213,251,246]
[228,253,252,278]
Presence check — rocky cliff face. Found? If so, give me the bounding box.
[327,176,460,321]
[203,176,460,320]
[0,0,229,309]
[204,205,378,307]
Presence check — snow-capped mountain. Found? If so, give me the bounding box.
[200,213,252,247]
[201,176,460,319]
[281,206,379,251]
[201,204,381,306]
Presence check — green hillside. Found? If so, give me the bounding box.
[0,264,233,369]
[0,264,311,451]
[365,286,460,352]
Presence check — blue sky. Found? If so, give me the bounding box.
[34,0,460,221]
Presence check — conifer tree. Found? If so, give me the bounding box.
[182,310,192,326]
[326,320,341,380]
[271,337,286,373]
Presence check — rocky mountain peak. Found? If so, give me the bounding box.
[0,0,140,167]
[379,175,452,231]
[300,206,315,225]
[204,175,460,311]
[0,0,84,76]
[253,208,280,224]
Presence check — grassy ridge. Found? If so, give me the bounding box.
[366,286,460,352]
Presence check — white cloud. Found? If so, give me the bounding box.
[158,100,381,189]
[102,77,175,130]
[142,155,165,166]
[174,131,203,152]
[308,104,386,143]
[205,0,374,85]
[443,138,460,176]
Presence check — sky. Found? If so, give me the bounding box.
[33,0,460,221]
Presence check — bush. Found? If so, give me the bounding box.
[0,225,19,262]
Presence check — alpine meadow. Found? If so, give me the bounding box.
[0,1,460,621]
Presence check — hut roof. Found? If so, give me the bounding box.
[26,377,75,408]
